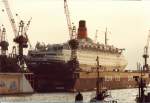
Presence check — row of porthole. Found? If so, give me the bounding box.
[104,77,134,82]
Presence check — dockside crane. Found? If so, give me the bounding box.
[2,0,29,71]
[64,0,79,70]
[143,30,150,71]
[0,27,9,56]
[64,0,78,60]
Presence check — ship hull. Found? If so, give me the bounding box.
[31,75,149,93]
[25,36,145,92]
[27,67,150,92]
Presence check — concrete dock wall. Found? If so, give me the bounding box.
[0,73,33,94]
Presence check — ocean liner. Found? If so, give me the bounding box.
[25,20,150,92]
[26,20,127,72]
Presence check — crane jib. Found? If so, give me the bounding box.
[3,0,18,38]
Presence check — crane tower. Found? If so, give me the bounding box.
[0,27,9,56]
[64,0,79,70]
[143,30,150,71]
[3,0,30,71]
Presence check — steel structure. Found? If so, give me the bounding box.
[3,0,29,71]
[143,30,150,71]
[0,27,9,55]
[64,0,78,61]
[2,0,18,37]
[64,0,73,39]
[24,18,32,49]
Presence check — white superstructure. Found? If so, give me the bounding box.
[27,38,127,71]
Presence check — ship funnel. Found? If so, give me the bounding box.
[77,20,87,39]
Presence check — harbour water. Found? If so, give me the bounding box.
[0,88,138,103]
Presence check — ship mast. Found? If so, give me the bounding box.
[135,66,146,103]
[96,56,100,94]
[94,30,98,44]
[105,28,108,45]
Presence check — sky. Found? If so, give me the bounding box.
[0,0,150,69]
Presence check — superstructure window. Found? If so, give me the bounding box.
[105,76,112,81]
[30,54,45,58]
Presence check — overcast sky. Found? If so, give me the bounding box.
[0,0,150,69]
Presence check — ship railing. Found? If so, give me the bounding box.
[79,44,122,54]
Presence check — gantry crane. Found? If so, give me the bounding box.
[0,27,9,56]
[3,0,30,71]
[64,0,79,70]
[143,30,150,71]
[64,0,78,57]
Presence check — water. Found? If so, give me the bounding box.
[0,89,138,103]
